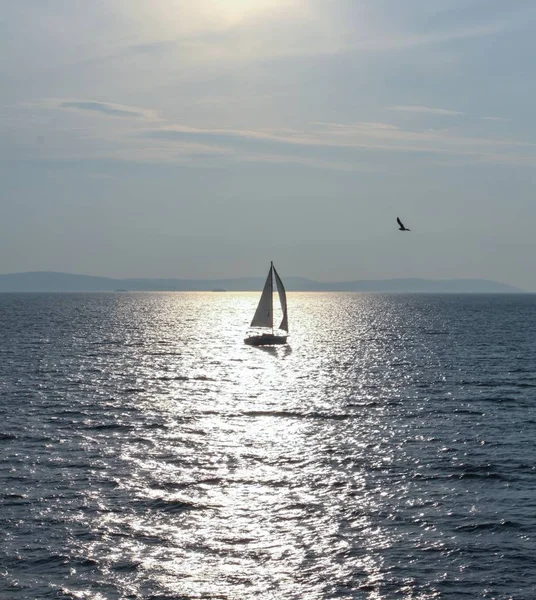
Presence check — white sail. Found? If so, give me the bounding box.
[250,265,273,329]
[273,265,288,332]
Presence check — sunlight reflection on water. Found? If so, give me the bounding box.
[1,292,536,598]
[81,292,411,598]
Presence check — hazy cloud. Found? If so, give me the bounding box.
[480,116,511,122]
[139,121,536,165]
[59,101,158,120]
[386,106,465,116]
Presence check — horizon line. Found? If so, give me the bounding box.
[0,269,523,285]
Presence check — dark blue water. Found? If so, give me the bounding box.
[1,292,535,599]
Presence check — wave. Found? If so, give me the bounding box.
[242,410,352,421]
[449,464,509,481]
[112,559,141,572]
[455,520,519,532]
[84,423,134,431]
[133,497,204,514]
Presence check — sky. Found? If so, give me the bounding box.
[1,0,536,288]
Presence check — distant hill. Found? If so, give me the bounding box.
[0,271,524,293]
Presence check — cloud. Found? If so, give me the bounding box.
[313,121,400,131]
[386,105,465,116]
[480,116,511,122]
[4,97,533,171]
[361,20,511,53]
[59,101,158,120]
[138,121,536,168]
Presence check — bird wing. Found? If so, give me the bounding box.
[397,217,404,228]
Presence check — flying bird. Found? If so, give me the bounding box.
[397,217,411,231]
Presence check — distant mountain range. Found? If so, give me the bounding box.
[0,271,524,293]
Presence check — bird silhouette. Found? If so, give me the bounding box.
[397,217,411,231]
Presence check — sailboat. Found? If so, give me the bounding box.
[244,262,288,346]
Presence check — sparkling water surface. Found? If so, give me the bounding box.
[1,292,535,599]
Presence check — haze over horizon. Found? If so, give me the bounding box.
[2,1,536,289]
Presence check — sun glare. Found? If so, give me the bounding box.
[149,0,301,34]
[206,0,293,25]
[136,0,304,46]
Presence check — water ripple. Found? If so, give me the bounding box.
[1,292,535,599]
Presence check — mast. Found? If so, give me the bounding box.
[270,261,274,334]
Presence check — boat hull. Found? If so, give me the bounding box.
[244,334,288,346]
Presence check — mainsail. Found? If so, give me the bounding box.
[250,264,273,329]
[273,265,288,333]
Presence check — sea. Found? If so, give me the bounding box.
[1,292,535,600]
